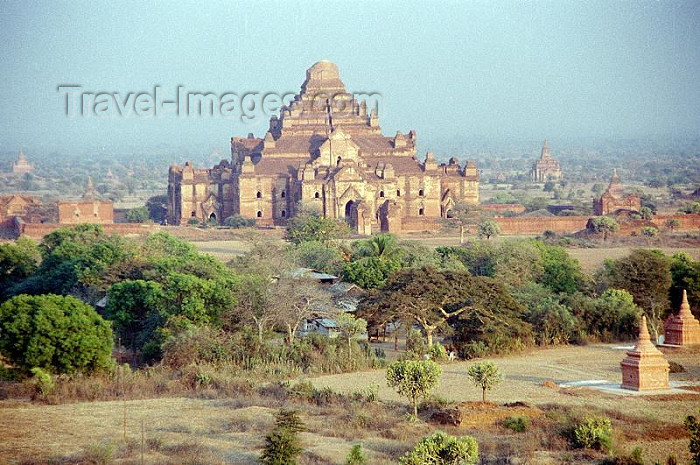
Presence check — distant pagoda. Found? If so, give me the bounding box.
[12,149,33,175]
[530,140,562,182]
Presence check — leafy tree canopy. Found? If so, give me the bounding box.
[0,294,113,374]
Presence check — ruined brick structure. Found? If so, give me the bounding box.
[620,315,670,391]
[57,177,114,225]
[593,169,641,216]
[664,290,700,346]
[11,149,33,175]
[168,61,479,233]
[0,195,42,230]
[530,140,561,182]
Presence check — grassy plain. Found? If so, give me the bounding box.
[1,344,698,464]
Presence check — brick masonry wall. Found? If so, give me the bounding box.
[17,222,158,239]
[494,216,590,235]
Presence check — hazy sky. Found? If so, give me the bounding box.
[1,0,699,156]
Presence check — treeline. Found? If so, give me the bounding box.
[0,212,698,379]
[282,210,699,358]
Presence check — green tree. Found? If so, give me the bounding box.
[670,253,700,316]
[602,249,672,340]
[466,361,503,402]
[477,220,500,240]
[260,409,306,465]
[534,242,586,294]
[399,431,479,465]
[343,257,401,289]
[106,279,165,350]
[125,206,149,223]
[293,240,346,276]
[686,409,700,465]
[351,234,402,260]
[0,238,40,298]
[360,268,477,346]
[145,195,168,223]
[386,360,442,418]
[588,216,619,241]
[567,289,641,342]
[0,294,114,374]
[285,204,349,245]
[335,313,367,356]
[446,201,480,244]
[543,181,556,192]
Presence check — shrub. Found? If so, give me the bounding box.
[572,417,613,452]
[30,367,55,398]
[224,214,255,228]
[399,431,479,465]
[346,444,367,465]
[504,416,529,433]
[686,409,700,465]
[600,446,644,465]
[429,342,448,361]
[0,294,114,375]
[82,440,115,465]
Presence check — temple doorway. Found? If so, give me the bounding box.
[345,200,356,228]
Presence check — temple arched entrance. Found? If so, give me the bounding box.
[345,200,356,229]
[208,212,217,222]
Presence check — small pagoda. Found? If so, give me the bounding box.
[621,315,669,391]
[664,290,700,346]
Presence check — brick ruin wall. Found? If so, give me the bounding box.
[16,222,158,240]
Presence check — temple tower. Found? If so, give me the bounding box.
[664,290,700,346]
[620,315,670,391]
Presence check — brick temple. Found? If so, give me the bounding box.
[593,169,641,216]
[664,290,700,346]
[168,61,480,234]
[620,315,669,391]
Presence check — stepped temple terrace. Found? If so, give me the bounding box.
[167,61,480,234]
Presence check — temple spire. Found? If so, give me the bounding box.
[82,176,97,200]
[541,140,550,159]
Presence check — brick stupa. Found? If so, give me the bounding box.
[664,290,700,346]
[621,315,669,391]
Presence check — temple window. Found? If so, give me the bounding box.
[397,189,401,197]
[314,191,320,199]
[281,210,286,217]
[418,189,424,197]
[191,211,196,217]
[379,191,384,198]
[281,191,286,198]
[256,211,262,217]
[419,208,424,216]
[256,191,262,198]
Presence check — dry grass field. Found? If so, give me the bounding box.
[1,344,698,464]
